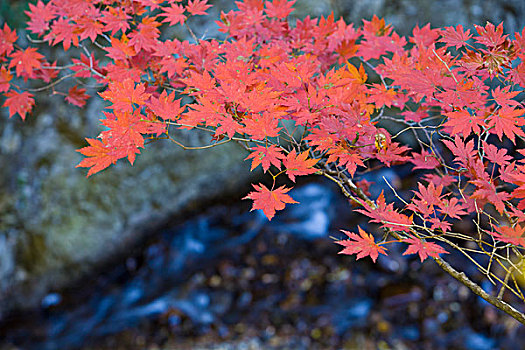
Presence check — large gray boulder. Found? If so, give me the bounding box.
[0,96,253,314]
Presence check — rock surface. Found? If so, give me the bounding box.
[0,97,253,314]
[295,0,525,36]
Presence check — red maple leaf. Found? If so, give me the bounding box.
[3,90,35,120]
[25,0,55,35]
[147,90,184,120]
[491,224,525,247]
[326,148,364,177]
[76,16,104,42]
[491,86,521,108]
[487,107,525,143]
[185,0,212,16]
[511,62,525,87]
[8,47,44,78]
[242,112,281,140]
[44,17,79,51]
[515,27,525,53]
[444,109,485,136]
[161,3,187,26]
[413,182,444,209]
[183,70,216,94]
[359,29,405,60]
[442,135,477,168]
[128,17,161,52]
[470,178,510,213]
[235,0,265,12]
[99,109,150,164]
[345,62,368,84]
[429,217,453,232]
[422,174,456,187]
[159,56,188,78]
[410,23,440,47]
[482,141,511,166]
[367,84,397,108]
[0,23,17,56]
[362,15,391,37]
[509,169,525,210]
[104,36,137,61]
[214,115,242,138]
[406,182,444,218]
[33,59,58,83]
[243,183,298,220]
[283,149,318,182]
[410,149,441,170]
[438,198,467,219]
[135,0,164,10]
[265,0,296,19]
[76,138,118,177]
[356,191,413,232]
[245,145,285,172]
[99,79,151,113]
[474,22,507,48]
[440,24,472,49]
[401,110,427,123]
[375,140,411,167]
[336,226,388,262]
[180,95,220,127]
[100,7,131,35]
[65,85,89,107]
[403,236,448,262]
[0,66,13,93]
[335,39,359,63]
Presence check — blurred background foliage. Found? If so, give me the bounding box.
[0,0,34,29]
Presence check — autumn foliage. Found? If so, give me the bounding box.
[2,0,525,321]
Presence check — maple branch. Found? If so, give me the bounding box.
[380,171,523,303]
[165,122,272,148]
[40,64,76,70]
[319,170,361,205]
[77,62,106,80]
[498,266,513,299]
[25,34,46,44]
[167,134,232,150]
[319,167,525,324]
[184,22,200,43]
[24,72,77,92]
[92,39,107,50]
[433,256,525,324]
[360,58,389,89]
[165,132,265,152]
[432,49,459,84]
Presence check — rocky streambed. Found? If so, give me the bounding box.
[1,180,523,350]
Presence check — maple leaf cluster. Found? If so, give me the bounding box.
[3,0,525,283]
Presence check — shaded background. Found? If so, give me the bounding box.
[0,0,525,349]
